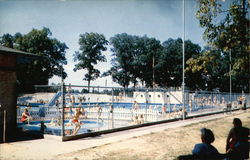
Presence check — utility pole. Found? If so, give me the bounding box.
[153,56,155,103]
[241,0,249,93]
[152,55,155,88]
[182,0,186,120]
[243,0,250,94]
[230,49,232,103]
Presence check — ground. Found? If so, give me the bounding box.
[56,111,250,160]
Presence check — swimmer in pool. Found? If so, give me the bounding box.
[65,119,73,127]
[49,118,58,126]
[21,108,32,124]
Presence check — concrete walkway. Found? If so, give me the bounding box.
[0,111,244,160]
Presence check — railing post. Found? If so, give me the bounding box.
[111,88,114,129]
[3,110,6,143]
[61,82,65,138]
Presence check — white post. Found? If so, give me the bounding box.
[3,110,6,142]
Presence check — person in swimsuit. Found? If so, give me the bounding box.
[21,108,32,124]
[107,103,113,120]
[97,104,103,122]
[71,108,84,135]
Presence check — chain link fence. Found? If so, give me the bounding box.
[16,84,250,140]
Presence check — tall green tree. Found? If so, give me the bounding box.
[158,38,201,89]
[0,28,68,93]
[135,36,162,87]
[102,66,131,88]
[73,32,108,91]
[107,33,163,88]
[108,33,140,88]
[195,0,250,92]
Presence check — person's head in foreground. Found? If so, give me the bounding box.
[200,128,215,144]
[192,128,219,156]
[232,118,242,128]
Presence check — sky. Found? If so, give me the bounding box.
[0,0,207,87]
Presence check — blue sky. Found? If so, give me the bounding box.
[0,0,207,87]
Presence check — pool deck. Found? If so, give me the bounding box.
[0,110,247,160]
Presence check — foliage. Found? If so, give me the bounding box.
[159,38,201,90]
[73,32,108,91]
[194,0,250,92]
[0,27,68,93]
[106,33,163,88]
[135,36,162,87]
[186,47,229,91]
[106,33,139,88]
[107,33,202,89]
[102,65,131,88]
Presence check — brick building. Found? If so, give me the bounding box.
[0,45,38,142]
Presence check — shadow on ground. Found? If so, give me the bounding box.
[1,129,44,143]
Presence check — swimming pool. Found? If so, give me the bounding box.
[17,101,219,137]
[17,120,103,136]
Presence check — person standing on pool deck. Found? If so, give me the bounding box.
[133,101,140,110]
[71,108,84,135]
[97,104,103,122]
[108,103,113,120]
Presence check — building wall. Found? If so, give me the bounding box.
[0,54,17,142]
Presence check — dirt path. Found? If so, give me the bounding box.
[56,111,250,160]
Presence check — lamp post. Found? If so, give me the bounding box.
[182,0,186,120]
[153,55,155,103]
[229,49,232,104]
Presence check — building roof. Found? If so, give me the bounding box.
[0,45,39,57]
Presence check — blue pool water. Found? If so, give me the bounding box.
[17,120,103,136]
[21,102,188,112]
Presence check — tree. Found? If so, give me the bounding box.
[158,38,201,89]
[135,36,162,87]
[107,33,163,88]
[107,33,140,88]
[107,34,202,90]
[196,0,250,92]
[186,47,229,91]
[0,33,14,48]
[102,66,131,89]
[0,28,68,93]
[73,32,108,91]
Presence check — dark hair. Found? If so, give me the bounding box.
[233,118,242,127]
[200,128,215,144]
